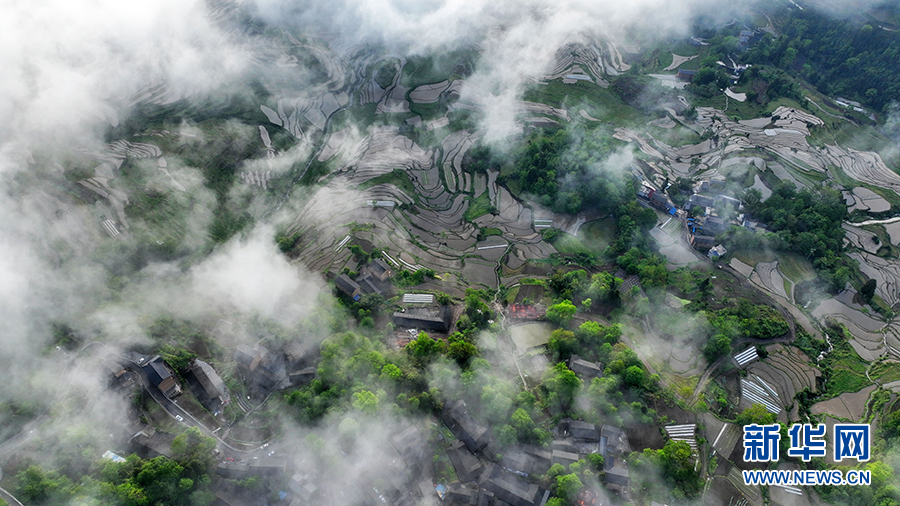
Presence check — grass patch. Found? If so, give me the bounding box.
[408,101,446,121]
[465,192,494,221]
[521,80,640,125]
[822,325,871,399]
[581,218,617,252]
[359,169,418,201]
[553,233,593,255]
[732,249,777,267]
[775,252,817,284]
[870,360,900,384]
[505,286,520,304]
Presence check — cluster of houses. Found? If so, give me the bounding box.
[436,397,634,506]
[637,186,678,216]
[234,339,318,396]
[335,258,393,301]
[425,351,634,506]
[638,177,769,259]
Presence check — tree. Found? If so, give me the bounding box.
[16,465,72,504]
[547,329,577,362]
[736,404,776,426]
[861,278,877,302]
[624,365,645,387]
[447,333,478,365]
[703,334,732,362]
[542,363,583,413]
[381,363,403,381]
[547,300,577,327]
[659,439,702,497]
[352,390,379,415]
[554,473,584,503]
[171,427,216,477]
[405,332,445,367]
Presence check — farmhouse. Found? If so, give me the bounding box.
[335,274,362,300]
[392,306,452,332]
[142,356,181,398]
[442,399,490,453]
[187,359,229,412]
[676,69,697,81]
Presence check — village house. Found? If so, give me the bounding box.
[187,359,229,413]
[142,356,181,398]
[442,399,490,453]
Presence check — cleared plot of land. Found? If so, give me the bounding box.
[811,384,876,421]
[650,226,701,268]
[662,53,698,71]
[509,322,555,356]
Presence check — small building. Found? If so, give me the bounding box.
[569,421,600,442]
[600,425,632,468]
[708,245,727,259]
[689,194,715,208]
[551,449,579,467]
[234,345,263,371]
[289,473,318,503]
[690,234,716,251]
[142,356,181,398]
[649,191,671,211]
[283,340,314,368]
[447,440,484,482]
[739,29,753,46]
[605,464,630,489]
[102,450,127,463]
[390,424,424,460]
[289,366,316,386]
[676,69,697,81]
[188,360,229,412]
[446,484,478,505]
[392,307,451,332]
[102,358,125,377]
[216,458,287,479]
[483,467,549,506]
[368,258,393,281]
[703,216,727,235]
[499,446,551,477]
[335,274,362,300]
[716,195,742,211]
[442,400,490,453]
[132,428,175,459]
[568,356,603,381]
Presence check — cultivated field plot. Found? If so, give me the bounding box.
[283,125,554,291]
[625,308,708,382]
[810,384,876,421]
[811,298,886,361]
[744,345,820,421]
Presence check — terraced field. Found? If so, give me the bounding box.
[281,125,555,291]
[744,345,820,421]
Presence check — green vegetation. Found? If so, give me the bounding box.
[819,323,871,398]
[745,7,900,112]
[14,427,217,506]
[359,169,418,200]
[727,182,852,292]
[501,127,625,215]
[393,267,437,287]
[464,192,494,221]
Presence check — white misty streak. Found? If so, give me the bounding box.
[190,227,327,324]
[0,0,248,146]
